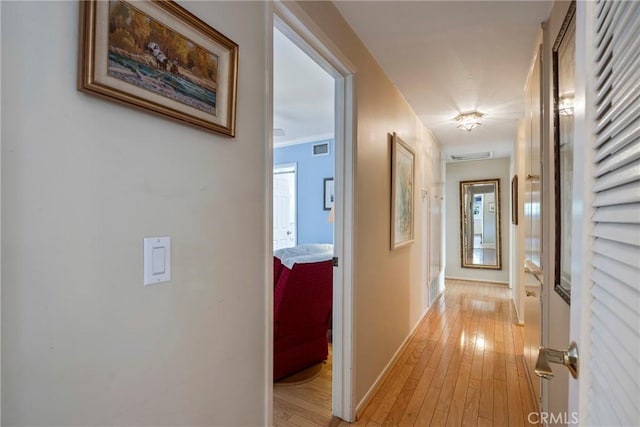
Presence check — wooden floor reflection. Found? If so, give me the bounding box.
[273,279,539,426]
[465,248,497,265]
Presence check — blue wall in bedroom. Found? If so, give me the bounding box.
[274,139,334,244]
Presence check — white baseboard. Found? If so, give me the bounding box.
[444,276,509,286]
[512,298,524,325]
[354,292,444,418]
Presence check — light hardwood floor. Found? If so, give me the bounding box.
[274,346,336,427]
[273,279,538,426]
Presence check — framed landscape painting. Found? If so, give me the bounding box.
[390,133,415,250]
[78,0,238,136]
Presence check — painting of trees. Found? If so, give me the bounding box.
[108,0,218,85]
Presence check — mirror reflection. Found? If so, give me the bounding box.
[553,5,575,304]
[460,179,502,270]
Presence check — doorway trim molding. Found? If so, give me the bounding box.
[267,1,357,423]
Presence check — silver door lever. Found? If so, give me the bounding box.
[535,341,579,380]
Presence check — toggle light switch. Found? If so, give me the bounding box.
[144,236,171,286]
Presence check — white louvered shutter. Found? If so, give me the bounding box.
[589,1,640,425]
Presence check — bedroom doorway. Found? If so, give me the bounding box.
[269,2,356,423]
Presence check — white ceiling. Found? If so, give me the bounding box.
[273,2,553,159]
[332,1,553,160]
[273,28,335,147]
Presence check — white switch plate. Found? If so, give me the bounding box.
[144,236,171,286]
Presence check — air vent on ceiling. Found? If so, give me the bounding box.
[449,152,493,162]
[312,142,330,156]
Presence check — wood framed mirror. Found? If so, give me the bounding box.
[459,178,502,270]
[553,1,576,305]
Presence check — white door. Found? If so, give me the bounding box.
[570,1,640,424]
[541,2,640,425]
[273,164,297,250]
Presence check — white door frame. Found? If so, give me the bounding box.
[569,0,594,418]
[266,1,357,422]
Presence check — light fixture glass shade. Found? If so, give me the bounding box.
[455,112,484,132]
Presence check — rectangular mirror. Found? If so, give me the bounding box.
[553,2,576,305]
[459,179,502,270]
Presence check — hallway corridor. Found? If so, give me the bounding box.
[274,280,538,426]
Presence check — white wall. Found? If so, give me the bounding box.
[445,158,511,283]
[295,1,443,409]
[1,1,268,425]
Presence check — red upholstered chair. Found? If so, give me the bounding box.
[273,259,333,381]
[273,256,283,286]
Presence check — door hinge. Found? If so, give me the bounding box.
[332,257,339,267]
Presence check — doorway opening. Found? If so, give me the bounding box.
[269,2,356,423]
[272,22,336,423]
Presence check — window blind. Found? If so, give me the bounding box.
[589,1,640,425]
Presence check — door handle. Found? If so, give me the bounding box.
[535,341,579,380]
[286,231,292,236]
[526,290,536,297]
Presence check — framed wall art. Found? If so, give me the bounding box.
[390,133,415,250]
[323,177,334,211]
[511,175,518,225]
[78,0,238,136]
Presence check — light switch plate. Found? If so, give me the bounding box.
[144,236,171,286]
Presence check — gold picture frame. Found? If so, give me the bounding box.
[390,133,415,250]
[78,0,238,136]
[511,175,518,225]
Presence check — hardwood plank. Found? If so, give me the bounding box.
[493,380,509,426]
[364,320,432,422]
[289,414,326,427]
[431,409,449,426]
[506,360,525,427]
[462,297,487,426]
[382,321,447,424]
[414,384,441,426]
[369,361,414,423]
[479,310,495,421]
[446,299,480,426]
[380,376,418,425]
[519,362,540,427]
[398,367,436,425]
[274,395,334,426]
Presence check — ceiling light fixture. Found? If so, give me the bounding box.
[455,111,484,132]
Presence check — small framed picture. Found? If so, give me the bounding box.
[323,178,334,211]
[390,133,415,250]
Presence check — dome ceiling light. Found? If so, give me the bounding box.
[455,111,484,132]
